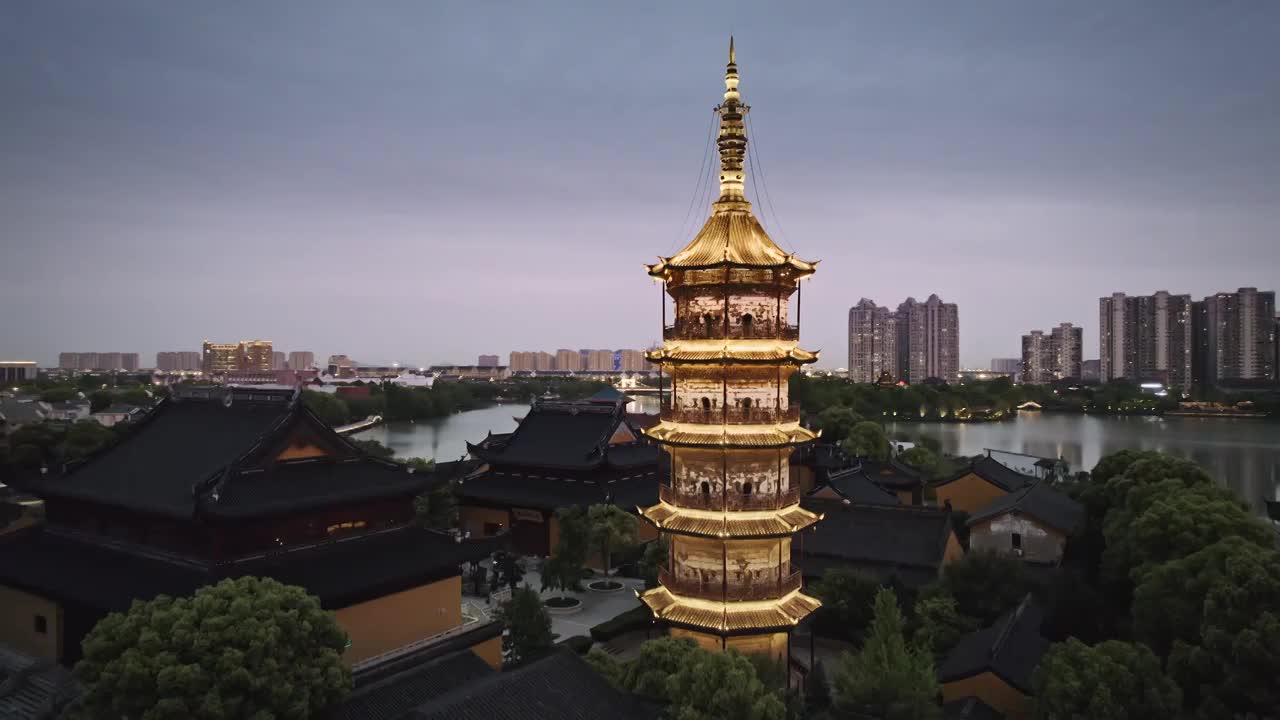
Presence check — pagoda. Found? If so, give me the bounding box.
[637,39,823,658]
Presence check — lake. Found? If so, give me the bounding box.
[356,400,1279,514]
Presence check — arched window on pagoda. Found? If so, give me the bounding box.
[743,482,753,496]
[701,397,712,412]
[741,313,754,336]
[702,313,716,336]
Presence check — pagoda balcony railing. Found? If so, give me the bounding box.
[658,567,804,602]
[661,403,801,425]
[663,322,800,342]
[659,484,800,512]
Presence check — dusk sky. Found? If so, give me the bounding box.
[3,1,1277,369]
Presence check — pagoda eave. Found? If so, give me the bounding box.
[639,501,822,539]
[646,346,818,365]
[638,586,821,635]
[647,257,817,280]
[641,422,818,448]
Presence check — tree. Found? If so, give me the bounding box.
[814,406,862,443]
[910,593,976,660]
[62,420,116,461]
[541,507,590,595]
[301,390,350,427]
[1033,639,1181,720]
[842,420,892,462]
[804,659,831,715]
[1102,483,1271,584]
[934,550,1032,626]
[619,637,701,698]
[898,446,940,478]
[350,438,394,458]
[89,390,113,413]
[637,536,670,590]
[1132,537,1280,716]
[494,587,553,667]
[74,577,350,720]
[413,482,457,531]
[587,504,637,579]
[665,647,787,720]
[832,588,939,720]
[809,569,880,642]
[489,551,524,592]
[40,386,79,403]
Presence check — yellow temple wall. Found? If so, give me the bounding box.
[0,586,62,661]
[337,576,462,665]
[726,631,788,660]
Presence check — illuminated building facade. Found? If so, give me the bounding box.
[202,340,274,375]
[638,40,822,658]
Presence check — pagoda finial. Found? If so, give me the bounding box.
[717,37,747,204]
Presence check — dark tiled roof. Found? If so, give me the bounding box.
[604,444,663,469]
[468,403,623,470]
[27,395,292,516]
[943,697,1004,720]
[935,456,1033,493]
[0,526,492,612]
[860,459,925,490]
[0,643,81,719]
[799,500,953,587]
[203,458,436,519]
[409,650,656,720]
[333,648,495,720]
[967,480,1084,535]
[586,386,630,404]
[459,469,658,514]
[816,466,900,506]
[938,595,1049,695]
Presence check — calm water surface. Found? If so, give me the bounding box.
[890,413,1280,513]
[358,401,1279,513]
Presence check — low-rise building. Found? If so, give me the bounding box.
[45,400,90,422]
[0,362,38,385]
[798,499,964,588]
[90,403,144,428]
[0,399,50,435]
[939,595,1050,720]
[967,480,1084,564]
[0,386,500,669]
[931,455,1034,515]
[460,388,662,556]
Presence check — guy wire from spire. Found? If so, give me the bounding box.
[745,112,793,252]
[672,108,721,253]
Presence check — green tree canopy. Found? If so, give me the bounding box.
[62,420,116,461]
[809,569,880,643]
[814,406,863,443]
[495,587,553,667]
[1132,537,1280,716]
[637,536,670,590]
[301,391,350,427]
[412,482,457,531]
[832,588,939,720]
[542,506,590,595]
[934,550,1032,626]
[89,390,114,412]
[74,576,351,720]
[1033,638,1181,720]
[910,593,976,660]
[842,420,892,463]
[1102,483,1271,584]
[898,446,940,478]
[587,504,637,578]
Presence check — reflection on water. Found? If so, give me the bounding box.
[359,398,1279,516]
[889,413,1280,514]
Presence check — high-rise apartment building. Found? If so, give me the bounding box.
[555,349,582,372]
[1021,323,1082,384]
[202,340,273,375]
[156,351,202,371]
[990,358,1021,374]
[271,352,287,371]
[581,349,614,372]
[1051,323,1083,381]
[618,349,649,372]
[1081,359,1101,382]
[1193,288,1277,387]
[288,351,316,371]
[1099,291,1192,388]
[56,352,139,371]
[1021,331,1053,385]
[477,354,499,368]
[896,294,959,383]
[847,299,898,383]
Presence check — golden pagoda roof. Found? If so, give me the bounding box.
[641,420,818,448]
[647,341,818,365]
[639,585,821,633]
[639,501,821,538]
[646,39,816,279]
[647,209,818,277]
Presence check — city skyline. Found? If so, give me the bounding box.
[3,3,1278,368]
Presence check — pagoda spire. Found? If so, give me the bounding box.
[717,36,748,204]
